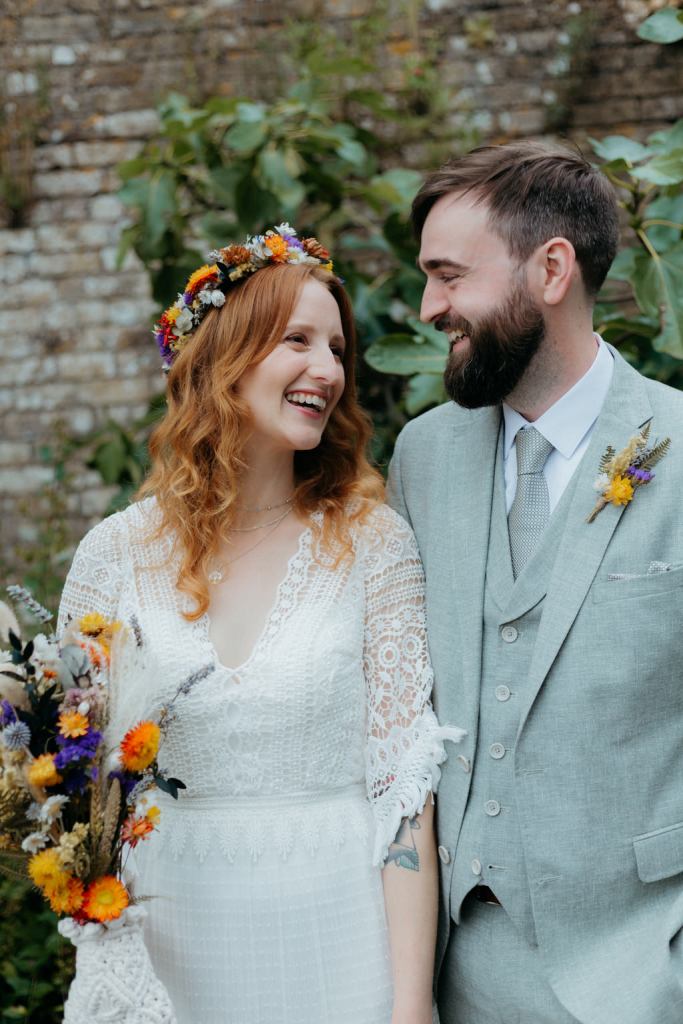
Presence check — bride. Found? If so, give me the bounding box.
[58,225,464,1024]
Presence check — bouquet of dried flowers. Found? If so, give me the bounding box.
[0,586,211,1023]
[0,587,187,925]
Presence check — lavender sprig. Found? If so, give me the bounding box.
[6,585,53,624]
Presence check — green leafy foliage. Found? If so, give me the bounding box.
[115,3,478,464]
[0,876,72,1023]
[595,119,683,367]
[637,7,683,44]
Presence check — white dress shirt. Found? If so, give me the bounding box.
[503,336,614,514]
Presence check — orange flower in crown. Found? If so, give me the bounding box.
[153,224,336,371]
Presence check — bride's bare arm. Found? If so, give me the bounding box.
[382,800,437,1024]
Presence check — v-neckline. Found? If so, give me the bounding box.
[201,521,314,676]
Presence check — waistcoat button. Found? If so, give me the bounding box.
[437,845,451,865]
[485,799,501,817]
[471,858,482,875]
[501,624,518,643]
[489,743,505,760]
[495,685,511,702]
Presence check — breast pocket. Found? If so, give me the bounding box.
[592,563,683,605]
[633,821,683,883]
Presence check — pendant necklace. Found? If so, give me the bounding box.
[208,507,292,584]
[238,494,294,514]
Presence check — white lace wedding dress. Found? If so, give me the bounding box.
[58,499,462,1024]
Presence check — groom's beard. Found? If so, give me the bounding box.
[441,278,545,409]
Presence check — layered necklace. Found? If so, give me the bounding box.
[208,495,294,584]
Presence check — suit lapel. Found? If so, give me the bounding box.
[517,351,654,734]
[450,406,501,725]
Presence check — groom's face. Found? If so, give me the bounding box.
[418,193,545,408]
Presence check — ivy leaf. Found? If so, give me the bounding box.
[637,8,683,44]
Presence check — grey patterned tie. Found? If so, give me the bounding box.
[508,426,554,578]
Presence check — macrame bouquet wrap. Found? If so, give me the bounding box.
[58,905,177,1024]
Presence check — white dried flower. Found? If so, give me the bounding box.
[40,794,69,823]
[593,473,610,493]
[21,831,49,854]
[77,701,90,716]
[175,307,194,334]
[210,290,225,307]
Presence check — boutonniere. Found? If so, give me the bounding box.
[587,422,671,523]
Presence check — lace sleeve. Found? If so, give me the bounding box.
[362,506,466,867]
[57,512,128,632]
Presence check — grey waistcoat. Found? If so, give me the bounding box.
[450,431,579,944]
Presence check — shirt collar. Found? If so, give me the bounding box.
[503,335,614,460]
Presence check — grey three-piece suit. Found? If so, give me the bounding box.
[387,348,683,1023]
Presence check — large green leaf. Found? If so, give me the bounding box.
[589,135,651,164]
[142,170,177,247]
[208,165,242,206]
[365,333,448,375]
[643,192,683,252]
[226,119,268,154]
[405,373,446,414]
[631,148,683,186]
[637,7,683,43]
[257,146,306,209]
[632,244,683,357]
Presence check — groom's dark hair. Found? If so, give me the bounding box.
[411,140,619,296]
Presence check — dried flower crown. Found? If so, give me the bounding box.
[153,223,334,371]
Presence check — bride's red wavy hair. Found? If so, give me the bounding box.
[139,263,384,620]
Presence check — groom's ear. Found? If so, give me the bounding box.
[531,237,577,307]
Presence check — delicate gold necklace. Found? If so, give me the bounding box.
[237,494,294,514]
[230,509,294,533]
[208,508,292,584]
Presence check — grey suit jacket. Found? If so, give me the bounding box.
[387,349,683,1024]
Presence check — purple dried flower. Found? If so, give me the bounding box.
[54,729,103,768]
[627,465,654,483]
[0,700,16,726]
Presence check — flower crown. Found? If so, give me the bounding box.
[153,224,333,370]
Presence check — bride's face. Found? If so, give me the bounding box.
[239,279,346,455]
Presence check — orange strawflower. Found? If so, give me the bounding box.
[28,754,62,788]
[264,235,288,261]
[185,263,219,293]
[45,875,85,915]
[121,813,155,848]
[119,721,160,772]
[58,710,89,739]
[28,848,66,889]
[82,876,129,922]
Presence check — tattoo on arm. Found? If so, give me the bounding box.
[385,817,421,871]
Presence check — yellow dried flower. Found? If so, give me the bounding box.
[27,754,62,788]
[58,711,89,739]
[605,475,634,507]
[28,848,66,889]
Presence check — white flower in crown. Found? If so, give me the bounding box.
[210,291,225,307]
[274,222,295,236]
[174,306,194,334]
[248,235,272,261]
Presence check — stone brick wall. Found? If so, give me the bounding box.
[1,0,681,583]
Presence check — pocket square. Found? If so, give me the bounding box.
[607,561,672,581]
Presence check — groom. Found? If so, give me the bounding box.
[387,141,683,1023]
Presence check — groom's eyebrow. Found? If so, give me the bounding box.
[417,257,468,274]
